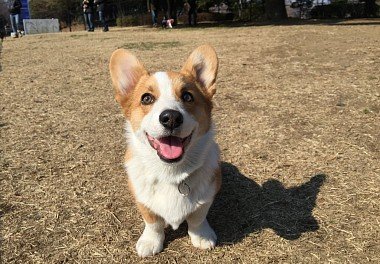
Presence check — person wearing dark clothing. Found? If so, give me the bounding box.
[188,0,197,26]
[147,0,159,26]
[147,0,170,27]
[8,0,22,37]
[83,0,94,31]
[160,0,169,23]
[0,16,6,41]
[94,0,108,31]
[168,0,178,26]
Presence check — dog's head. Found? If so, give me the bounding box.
[109,45,218,164]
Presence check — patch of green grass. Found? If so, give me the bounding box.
[363,108,371,114]
[100,37,115,41]
[119,41,181,51]
[70,34,89,39]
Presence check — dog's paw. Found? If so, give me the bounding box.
[136,233,164,257]
[188,221,217,250]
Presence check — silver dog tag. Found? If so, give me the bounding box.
[178,181,190,196]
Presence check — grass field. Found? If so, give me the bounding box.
[1,20,379,263]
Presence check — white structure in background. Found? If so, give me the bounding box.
[285,0,332,18]
[23,19,59,35]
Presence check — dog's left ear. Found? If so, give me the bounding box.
[181,45,218,98]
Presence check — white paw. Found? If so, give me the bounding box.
[188,221,217,250]
[136,233,164,257]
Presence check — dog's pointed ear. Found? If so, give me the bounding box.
[109,49,148,105]
[181,45,219,97]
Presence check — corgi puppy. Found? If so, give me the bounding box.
[109,45,221,257]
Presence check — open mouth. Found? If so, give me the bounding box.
[146,132,192,163]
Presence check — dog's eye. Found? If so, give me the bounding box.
[181,92,194,103]
[141,93,155,105]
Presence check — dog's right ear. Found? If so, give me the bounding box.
[109,49,148,105]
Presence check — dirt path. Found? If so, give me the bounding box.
[1,21,379,263]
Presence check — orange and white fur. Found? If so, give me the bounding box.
[109,45,221,257]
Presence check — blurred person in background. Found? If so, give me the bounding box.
[0,15,6,41]
[147,0,170,27]
[147,0,159,27]
[94,0,109,32]
[83,0,94,31]
[8,0,22,38]
[188,0,197,26]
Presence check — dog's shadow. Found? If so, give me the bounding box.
[209,162,326,243]
[166,162,326,245]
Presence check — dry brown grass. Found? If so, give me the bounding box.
[1,20,379,263]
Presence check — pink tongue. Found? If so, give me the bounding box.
[157,136,184,160]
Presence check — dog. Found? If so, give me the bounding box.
[161,17,174,28]
[109,45,221,257]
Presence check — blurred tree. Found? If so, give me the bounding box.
[29,0,79,24]
[0,0,10,22]
[29,0,378,26]
[264,0,287,20]
[364,0,379,16]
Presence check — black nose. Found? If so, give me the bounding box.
[159,110,183,130]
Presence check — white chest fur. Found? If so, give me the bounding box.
[125,130,220,229]
[127,164,217,229]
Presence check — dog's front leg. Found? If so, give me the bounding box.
[136,203,165,257]
[186,202,217,249]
